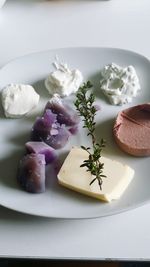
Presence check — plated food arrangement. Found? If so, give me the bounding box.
[0,47,150,218]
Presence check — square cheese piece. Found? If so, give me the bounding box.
[57,147,134,202]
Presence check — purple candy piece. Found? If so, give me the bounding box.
[31,110,57,143]
[44,99,80,126]
[31,110,70,149]
[44,109,57,125]
[46,124,70,149]
[31,110,57,142]
[26,141,57,164]
[31,117,50,143]
[18,153,46,193]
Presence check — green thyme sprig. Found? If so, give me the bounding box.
[74,81,106,190]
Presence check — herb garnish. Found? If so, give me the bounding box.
[74,81,106,190]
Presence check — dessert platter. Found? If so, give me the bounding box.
[0,47,150,219]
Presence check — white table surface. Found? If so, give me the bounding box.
[0,0,150,261]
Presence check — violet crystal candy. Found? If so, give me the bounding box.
[31,109,70,149]
[18,153,46,193]
[31,110,56,143]
[26,141,57,164]
[47,123,70,149]
[44,94,80,126]
[31,95,80,149]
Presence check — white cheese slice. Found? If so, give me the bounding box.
[1,83,40,118]
[57,147,134,202]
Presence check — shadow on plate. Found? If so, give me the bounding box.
[95,117,133,160]
[88,70,110,103]
[0,149,24,190]
[0,93,5,119]
[32,79,49,100]
[8,129,30,146]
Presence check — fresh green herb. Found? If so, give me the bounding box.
[74,81,106,190]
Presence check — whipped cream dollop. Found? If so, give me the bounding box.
[45,57,83,97]
[100,63,141,105]
[1,84,40,118]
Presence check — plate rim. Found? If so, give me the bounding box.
[0,46,150,219]
[0,46,150,74]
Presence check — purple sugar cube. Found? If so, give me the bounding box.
[31,110,70,149]
[26,141,57,164]
[46,124,70,149]
[45,97,80,126]
[18,153,46,193]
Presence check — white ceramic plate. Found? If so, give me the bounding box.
[0,47,150,219]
